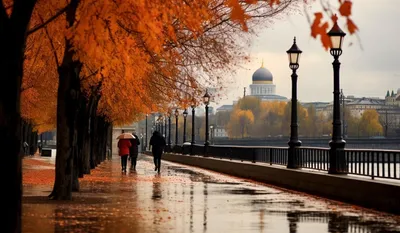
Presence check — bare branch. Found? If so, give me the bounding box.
[27,5,69,35]
[38,14,60,67]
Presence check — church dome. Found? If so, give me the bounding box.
[252,66,273,82]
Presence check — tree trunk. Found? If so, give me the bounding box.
[90,115,97,169]
[99,117,108,162]
[72,144,80,192]
[106,121,112,160]
[0,83,22,233]
[108,124,113,159]
[48,0,81,200]
[83,94,100,173]
[90,115,108,167]
[93,116,101,167]
[77,96,89,177]
[0,2,38,231]
[49,58,82,199]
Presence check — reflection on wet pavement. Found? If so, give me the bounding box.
[22,155,400,233]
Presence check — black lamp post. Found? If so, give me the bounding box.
[168,112,172,151]
[327,17,347,174]
[164,116,167,139]
[175,109,179,146]
[190,102,196,155]
[203,90,210,155]
[286,36,302,169]
[183,109,188,143]
[159,115,164,136]
[156,116,161,132]
[145,114,148,151]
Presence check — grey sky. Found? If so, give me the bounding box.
[216,0,400,107]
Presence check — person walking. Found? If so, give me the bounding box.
[118,138,131,172]
[149,131,166,173]
[23,141,29,155]
[129,130,140,171]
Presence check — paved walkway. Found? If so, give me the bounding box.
[22,154,400,233]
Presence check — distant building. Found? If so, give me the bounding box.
[213,126,228,138]
[249,62,288,102]
[318,90,400,136]
[216,62,288,113]
[216,105,233,113]
[301,102,329,114]
[385,89,400,106]
[346,97,386,118]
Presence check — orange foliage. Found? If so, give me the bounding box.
[21,6,64,133]
[20,0,358,128]
[311,12,331,50]
[22,0,295,127]
[310,0,358,50]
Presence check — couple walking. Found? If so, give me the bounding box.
[118,130,140,172]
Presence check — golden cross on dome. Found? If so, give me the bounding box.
[261,59,264,68]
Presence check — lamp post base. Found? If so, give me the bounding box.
[287,139,302,169]
[328,139,347,174]
[190,142,195,155]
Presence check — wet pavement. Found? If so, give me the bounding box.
[22,155,400,233]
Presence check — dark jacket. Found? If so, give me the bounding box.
[149,131,166,154]
[129,134,140,157]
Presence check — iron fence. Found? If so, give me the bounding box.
[345,149,400,180]
[170,144,400,180]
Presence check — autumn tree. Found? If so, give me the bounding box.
[0,1,69,231]
[316,112,332,136]
[359,109,383,137]
[303,105,318,137]
[227,109,255,138]
[0,0,359,231]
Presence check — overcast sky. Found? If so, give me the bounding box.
[215,0,400,107]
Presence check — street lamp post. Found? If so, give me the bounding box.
[158,114,164,135]
[286,37,302,169]
[190,103,196,155]
[164,117,167,139]
[145,114,148,151]
[175,109,179,147]
[203,90,210,155]
[156,116,161,132]
[168,113,172,151]
[183,109,188,143]
[327,17,347,174]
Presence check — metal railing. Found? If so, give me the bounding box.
[297,147,330,171]
[170,144,400,180]
[345,149,400,180]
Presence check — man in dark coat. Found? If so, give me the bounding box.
[149,131,166,173]
[129,130,140,171]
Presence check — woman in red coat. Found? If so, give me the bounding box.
[118,139,131,172]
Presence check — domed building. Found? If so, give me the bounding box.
[249,62,288,102]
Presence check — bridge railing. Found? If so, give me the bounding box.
[298,147,330,171]
[169,144,400,180]
[345,149,400,179]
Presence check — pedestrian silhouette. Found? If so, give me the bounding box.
[149,131,166,173]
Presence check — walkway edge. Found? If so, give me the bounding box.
[154,153,400,215]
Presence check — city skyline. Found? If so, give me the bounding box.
[214,0,400,107]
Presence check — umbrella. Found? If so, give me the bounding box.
[117,133,135,139]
